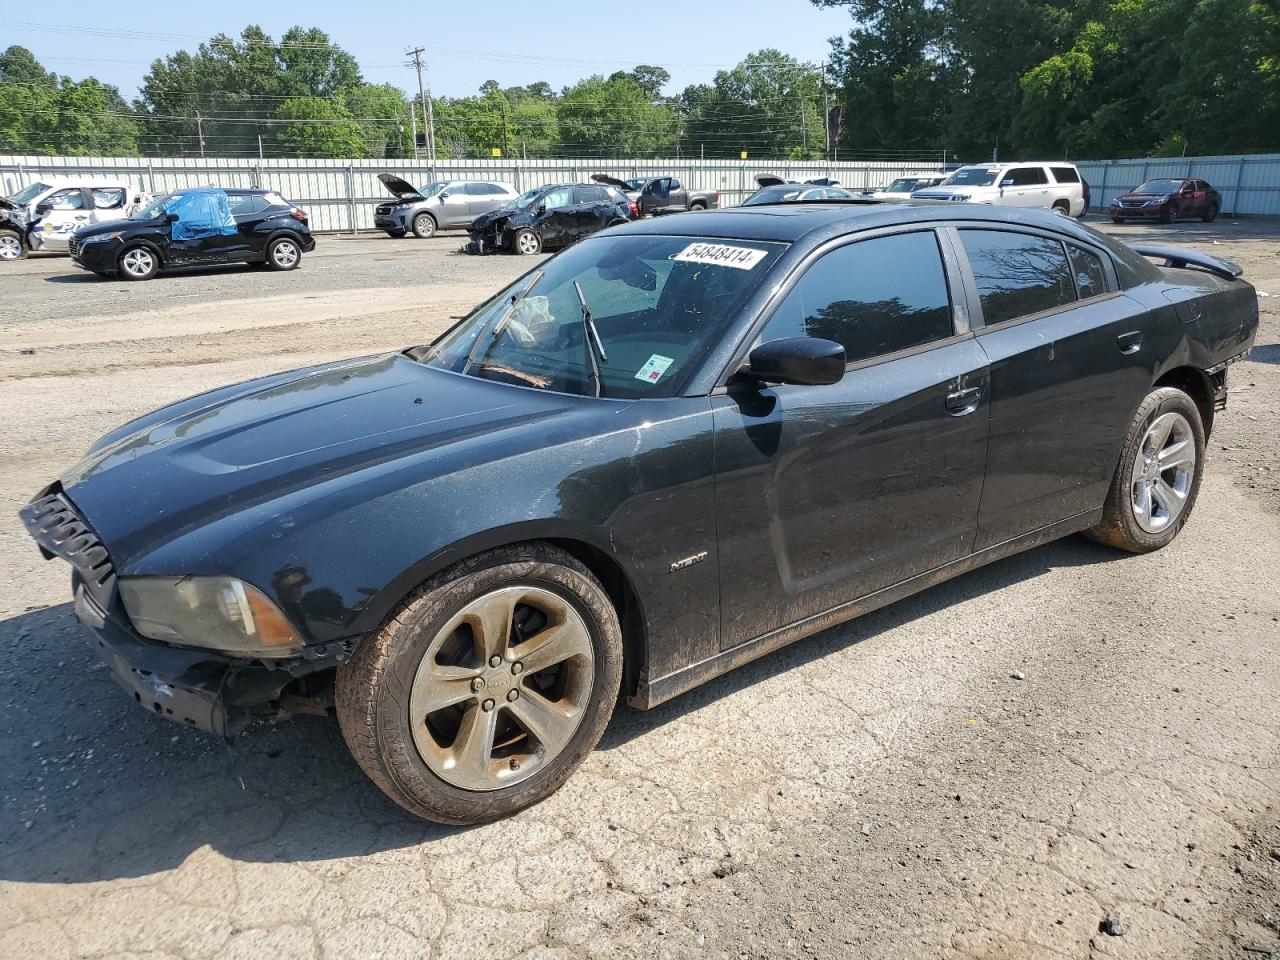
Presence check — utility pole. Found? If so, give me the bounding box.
[196,111,205,157]
[258,133,264,160]
[409,104,418,160]
[407,47,436,171]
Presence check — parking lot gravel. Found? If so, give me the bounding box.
[1,219,1277,960]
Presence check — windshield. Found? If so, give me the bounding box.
[133,193,180,220]
[509,188,545,208]
[1134,179,1182,195]
[417,234,786,399]
[942,167,1000,187]
[9,182,52,205]
[883,178,922,193]
[420,181,448,197]
[743,184,813,205]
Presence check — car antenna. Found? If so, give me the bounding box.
[573,280,608,398]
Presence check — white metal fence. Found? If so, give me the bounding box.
[3,153,1278,232]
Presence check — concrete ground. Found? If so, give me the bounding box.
[0,218,1278,960]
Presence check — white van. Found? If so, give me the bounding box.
[0,178,149,259]
[911,163,1086,216]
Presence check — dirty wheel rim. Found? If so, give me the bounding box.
[1131,411,1195,534]
[121,248,153,277]
[517,231,539,254]
[0,235,20,259]
[409,585,595,791]
[272,241,298,267]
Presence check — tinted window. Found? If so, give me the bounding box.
[573,185,609,204]
[1050,166,1081,184]
[92,188,126,209]
[960,230,1075,324]
[759,231,955,364]
[670,178,682,190]
[226,193,258,215]
[1004,167,1048,186]
[1069,244,1109,299]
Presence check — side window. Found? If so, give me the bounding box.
[92,188,126,209]
[758,231,955,364]
[46,189,86,210]
[1050,166,1081,184]
[481,183,505,195]
[959,230,1076,325]
[225,193,256,215]
[572,185,606,205]
[1005,167,1048,186]
[542,188,573,210]
[670,178,682,190]
[1068,244,1110,299]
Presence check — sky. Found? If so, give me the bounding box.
[0,1,855,100]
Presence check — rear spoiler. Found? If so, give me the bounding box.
[1130,244,1243,281]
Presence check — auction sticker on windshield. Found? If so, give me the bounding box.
[673,242,767,270]
[635,354,675,383]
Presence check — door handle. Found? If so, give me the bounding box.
[945,385,983,416]
[1116,331,1143,355]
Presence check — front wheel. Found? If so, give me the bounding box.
[412,213,437,239]
[1085,387,1205,553]
[385,229,407,239]
[1111,216,1125,224]
[266,236,302,271]
[117,245,158,281]
[0,228,25,260]
[1161,204,1177,224]
[336,543,623,824]
[1201,205,1218,223]
[511,228,542,255]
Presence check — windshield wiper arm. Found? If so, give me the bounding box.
[573,280,608,398]
[460,269,544,374]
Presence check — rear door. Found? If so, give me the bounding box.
[1002,166,1050,208]
[436,184,471,227]
[89,187,129,226]
[226,193,269,260]
[466,182,508,218]
[953,226,1155,547]
[712,227,991,649]
[571,185,610,237]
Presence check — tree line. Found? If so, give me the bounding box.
[1,3,1276,162]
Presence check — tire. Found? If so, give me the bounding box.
[117,245,158,281]
[336,542,623,824]
[1111,216,1125,224]
[0,228,25,261]
[385,229,407,239]
[689,201,706,211]
[266,236,302,271]
[1085,387,1205,553]
[511,228,541,256]
[1160,204,1177,224]
[1052,200,1070,216]
[412,213,437,239]
[1201,205,1218,223]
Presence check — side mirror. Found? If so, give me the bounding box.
[35,201,52,214]
[165,212,180,223]
[439,191,449,199]
[744,337,845,386]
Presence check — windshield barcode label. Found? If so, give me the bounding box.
[673,243,767,270]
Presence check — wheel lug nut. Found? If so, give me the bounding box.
[506,689,519,702]
[511,661,523,676]
[470,678,484,693]
[488,655,502,668]
[481,699,495,712]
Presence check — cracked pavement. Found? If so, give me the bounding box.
[1,224,1278,959]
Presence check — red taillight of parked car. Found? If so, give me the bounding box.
[291,208,308,222]
[629,201,639,218]
[713,192,720,204]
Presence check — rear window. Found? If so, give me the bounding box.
[1050,166,1081,184]
[960,230,1076,324]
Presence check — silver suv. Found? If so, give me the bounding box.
[911,162,1086,216]
[374,176,519,239]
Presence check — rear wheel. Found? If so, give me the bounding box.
[266,236,301,271]
[689,201,706,211]
[0,228,25,260]
[1085,387,1205,553]
[1052,200,1070,216]
[335,543,623,824]
[1201,204,1218,223]
[412,213,437,239]
[511,228,541,255]
[117,245,158,281]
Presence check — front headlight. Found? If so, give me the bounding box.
[119,576,303,658]
[949,194,971,201]
[81,230,125,243]
[1145,199,1166,206]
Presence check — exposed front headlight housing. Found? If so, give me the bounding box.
[119,576,304,658]
[81,230,125,243]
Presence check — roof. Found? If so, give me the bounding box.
[610,201,1112,247]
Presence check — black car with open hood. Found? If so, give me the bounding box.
[464,182,633,255]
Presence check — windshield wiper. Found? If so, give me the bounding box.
[573,280,608,398]
[460,269,544,374]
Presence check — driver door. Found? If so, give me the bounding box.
[35,188,93,249]
[535,187,575,246]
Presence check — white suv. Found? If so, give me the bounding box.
[912,162,1085,217]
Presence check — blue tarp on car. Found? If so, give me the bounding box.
[166,189,236,241]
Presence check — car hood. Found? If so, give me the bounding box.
[59,353,580,564]
[1115,192,1172,202]
[0,195,16,211]
[76,217,146,238]
[470,204,533,231]
[378,174,424,200]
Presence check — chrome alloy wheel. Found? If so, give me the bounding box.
[0,234,21,259]
[408,585,595,791]
[516,231,540,255]
[121,247,155,278]
[1131,411,1195,534]
[272,240,299,267]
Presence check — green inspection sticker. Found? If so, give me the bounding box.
[634,354,675,384]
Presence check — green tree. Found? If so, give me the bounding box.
[557,74,675,156]
[0,46,138,154]
[272,97,364,157]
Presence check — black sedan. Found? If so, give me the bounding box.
[69,188,315,280]
[21,203,1257,823]
[465,182,633,255]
